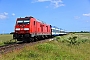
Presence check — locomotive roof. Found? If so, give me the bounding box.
[17,16,33,19]
[36,19,46,24]
[17,16,50,25]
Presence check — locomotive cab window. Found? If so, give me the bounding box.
[24,20,30,24]
[17,20,23,24]
[17,20,30,24]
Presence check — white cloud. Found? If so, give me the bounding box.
[12,13,15,16]
[86,20,89,22]
[0,14,7,19]
[0,12,8,19]
[35,0,50,2]
[83,13,90,17]
[51,0,65,8]
[74,16,80,19]
[4,12,8,15]
[33,0,65,8]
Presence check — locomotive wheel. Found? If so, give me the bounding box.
[30,38,34,42]
[17,38,22,41]
[34,37,37,42]
[22,38,30,43]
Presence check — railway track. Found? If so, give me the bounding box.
[0,38,53,54]
[0,42,26,54]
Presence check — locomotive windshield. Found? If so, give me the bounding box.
[17,20,30,24]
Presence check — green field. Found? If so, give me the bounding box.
[0,33,90,60]
[0,34,15,46]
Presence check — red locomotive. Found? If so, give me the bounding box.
[13,16,51,42]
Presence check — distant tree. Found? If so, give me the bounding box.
[81,31,83,33]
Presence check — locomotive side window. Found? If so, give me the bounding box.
[46,26,48,32]
[34,21,35,25]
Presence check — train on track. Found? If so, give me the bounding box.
[12,16,67,42]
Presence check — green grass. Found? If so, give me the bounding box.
[0,34,15,46]
[0,33,90,60]
[75,33,90,36]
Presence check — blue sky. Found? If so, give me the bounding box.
[0,0,90,33]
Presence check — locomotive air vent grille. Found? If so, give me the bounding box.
[25,16,33,18]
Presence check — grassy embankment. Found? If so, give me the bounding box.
[0,33,90,60]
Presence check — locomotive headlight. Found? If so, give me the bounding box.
[15,28,20,30]
[24,28,29,30]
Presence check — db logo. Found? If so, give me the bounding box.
[21,28,24,30]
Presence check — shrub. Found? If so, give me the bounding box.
[68,36,77,45]
[81,39,88,43]
[56,36,60,40]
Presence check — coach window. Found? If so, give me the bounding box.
[34,21,35,25]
